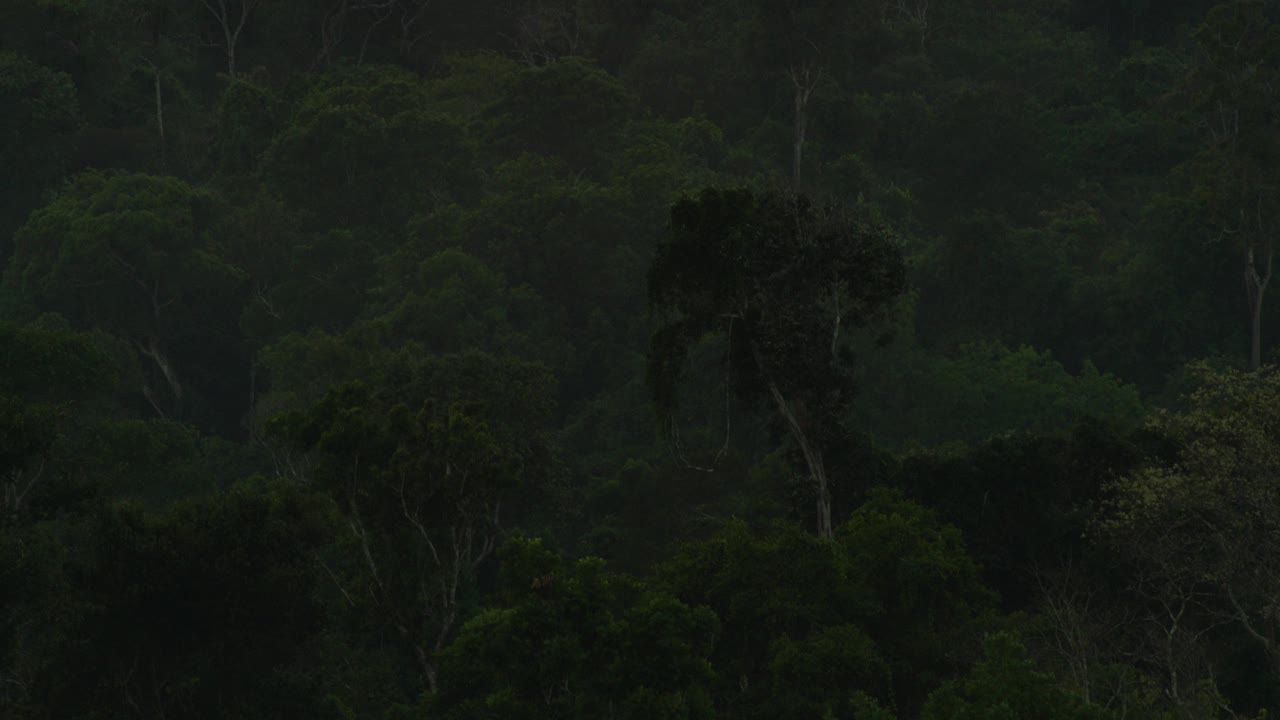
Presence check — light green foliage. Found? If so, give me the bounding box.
[1098,363,1280,686]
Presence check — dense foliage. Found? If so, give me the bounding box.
[4,0,1280,717]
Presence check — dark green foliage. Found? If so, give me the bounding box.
[656,495,992,717]
[6,0,1280,717]
[262,65,475,231]
[658,520,879,716]
[485,58,634,175]
[649,186,906,536]
[435,537,718,720]
[212,76,281,176]
[0,321,113,524]
[922,632,1115,720]
[0,52,82,262]
[840,490,998,711]
[897,423,1150,609]
[3,171,247,427]
[268,379,540,695]
[0,477,337,719]
[650,185,905,419]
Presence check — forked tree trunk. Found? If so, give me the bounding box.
[201,0,260,77]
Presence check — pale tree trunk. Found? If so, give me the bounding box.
[1224,583,1280,681]
[398,478,502,694]
[789,62,820,188]
[3,458,45,523]
[312,0,350,70]
[153,64,165,169]
[1245,243,1273,371]
[139,337,184,418]
[201,0,262,77]
[416,646,438,694]
[144,59,166,169]
[752,339,834,539]
[769,383,834,539]
[890,0,930,47]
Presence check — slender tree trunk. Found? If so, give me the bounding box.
[244,362,258,442]
[313,0,349,70]
[789,63,819,188]
[792,84,806,186]
[202,0,259,77]
[140,337,184,417]
[152,64,165,169]
[1252,291,1265,371]
[416,645,438,694]
[750,337,835,539]
[765,379,834,539]
[1246,244,1273,371]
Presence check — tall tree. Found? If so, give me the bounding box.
[200,0,265,77]
[647,187,905,538]
[1186,0,1280,370]
[746,0,874,186]
[1097,363,1280,706]
[2,172,245,420]
[269,382,529,694]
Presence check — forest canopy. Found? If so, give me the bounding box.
[3,0,1280,718]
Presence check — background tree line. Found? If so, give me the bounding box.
[4,0,1280,717]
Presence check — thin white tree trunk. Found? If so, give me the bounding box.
[1246,244,1273,371]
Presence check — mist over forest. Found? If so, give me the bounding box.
[4,0,1280,717]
